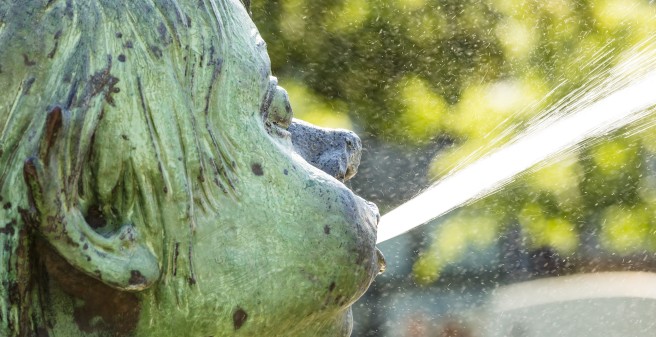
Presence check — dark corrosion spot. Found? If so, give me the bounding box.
[173,242,180,276]
[22,77,36,95]
[8,281,19,304]
[38,240,140,334]
[185,13,192,27]
[64,0,73,18]
[251,163,263,176]
[3,202,11,210]
[284,169,288,175]
[62,233,80,248]
[116,32,123,38]
[83,243,88,250]
[125,41,134,49]
[48,40,60,58]
[121,134,129,140]
[150,45,163,59]
[324,225,331,235]
[22,54,36,66]
[0,220,16,235]
[85,205,106,229]
[233,308,248,330]
[118,54,126,62]
[129,270,146,286]
[42,106,63,159]
[188,242,197,286]
[36,326,48,337]
[87,61,120,106]
[158,22,169,43]
[328,281,336,292]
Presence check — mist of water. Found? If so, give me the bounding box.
[376,41,656,244]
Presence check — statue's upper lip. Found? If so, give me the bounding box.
[365,200,381,227]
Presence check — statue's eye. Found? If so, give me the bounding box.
[268,86,293,130]
[261,76,294,138]
[261,77,294,139]
[264,90,293,139]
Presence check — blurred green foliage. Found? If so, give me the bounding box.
[252,0,656,284]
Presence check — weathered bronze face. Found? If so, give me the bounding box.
[0,1,382,336]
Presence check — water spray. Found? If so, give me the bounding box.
[376,41,656,244]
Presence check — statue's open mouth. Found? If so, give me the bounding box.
[262,78,384,300]
[286,115,386,278]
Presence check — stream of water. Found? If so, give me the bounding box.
[376,41,656,244]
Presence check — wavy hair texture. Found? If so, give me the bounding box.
[0,0,256,334]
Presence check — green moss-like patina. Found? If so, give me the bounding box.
[0,1,382,336]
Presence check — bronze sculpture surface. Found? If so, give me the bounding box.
[0,1,383,335]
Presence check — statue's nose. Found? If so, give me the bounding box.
[288,119,362,182]
[264,79,363,182]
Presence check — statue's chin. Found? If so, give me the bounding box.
[346,203,384,299]
[355,194,383,271]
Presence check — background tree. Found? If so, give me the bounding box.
[252,0,656,334]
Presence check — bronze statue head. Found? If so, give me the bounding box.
[0,1,382,335]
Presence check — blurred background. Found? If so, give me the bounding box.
[250,1,656,336]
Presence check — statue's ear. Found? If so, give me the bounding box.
[23,106,160,291]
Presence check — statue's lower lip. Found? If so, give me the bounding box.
[361,199,380,229]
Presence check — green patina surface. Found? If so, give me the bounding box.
[0,1,381,336]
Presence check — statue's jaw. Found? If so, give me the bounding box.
[153,152,383,336]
